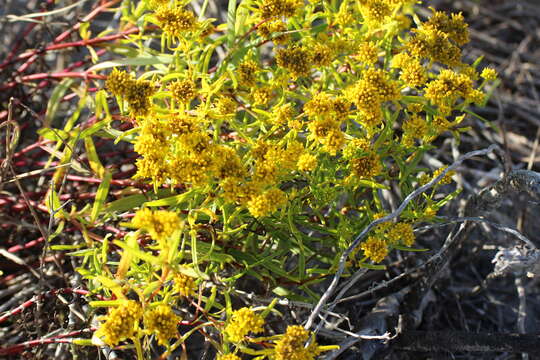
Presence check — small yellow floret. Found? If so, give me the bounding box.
[144,304,181,346]
[106,68,133,97]
[96,300,142,346]
[132,208,183,241]
[155,6,198,37]
[387,222,415,246]
[361,236,388,263]
[480,67,497,81]
[174,272,196,297]
[297,153,318,172]
[247,188,287,217]
[274,325,321,360]
[170,79,197,103]
[224,307,265,343]
[218,354,242,360]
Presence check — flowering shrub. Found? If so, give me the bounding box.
[49,0,498,357]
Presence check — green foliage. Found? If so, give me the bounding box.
[42,0,498,358]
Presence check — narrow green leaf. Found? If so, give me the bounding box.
[144,190,194,207]
[45,79,74,128]
[226,0,237,48]
[84,136,105,177]
[88,55,173,71]
[393,244,429,252]
[91,171,112,223]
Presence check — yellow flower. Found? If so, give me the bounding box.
[273,103,295,125]
[155,6,198,37]
[274,325,321,360]
[345,80,381,113]
[304,92,335,118]
[214,146,245,179]
[253,86,274,106]
[359,0,392,29]
[174,272,196,297]
[221,178,261,205]
[238,60,259,87]
[399,60,428,88]
[480,67,497,81]
[106,68,133,97]
[362,68,400,102]
[247,188,287,217]
[258,20,290,44]
[134,155,170,187]
[361,236,388,263]
[144,304,181,346]
[432,166,454,185]
[132,208,183,241]
[356,41,379,65]
[297,153,318,172]
[343,138,370,158]
[387,222,415,246]
[423,9,469,46]
[96,300,142,346]
[307,118,345,155]
[310,43,334,67]
[218,354,241,360]
[170,79,197,103]
[258,0,303,19]
[424,69,473,107]
[275,46,313,78]
[402,113,428,142]
[349,153,382,179]
[215,96,238,116]
[224,307,265,343]
[124,79,156,117]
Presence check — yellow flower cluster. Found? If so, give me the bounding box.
[253,86,274,106]
[480,67,498,81]
[144,304,182,346]
[386,222,415,246]
[174,272,196,298]
[170,79,197,103]
[356,41,379,65]
[345,68,399,129]
[275,46,313,78]
[405,10,469,67]
[390,53,428,88]
[215,96,238,116]
[258,20,290,44]
[95,300,142,346]
[360,236,388,263]
[238,60,259,87]
[307,118,344,155]
[154,6,198,37]
[297,153,318,172]
[349,153,382,180]
[246,187,287,218]
[303,92,348,119]
[273,325,321,360]
[358,0,392,29]
[224,307,265,343]
[218,354,241,360]
[272,103,295,126]
[132,208,183,241]
[310,43,334,67]
[402,113,428,146]
[424,69,483,112]
[258,0,303,19]
[106,68,132,97]
[432,166,455,185]
[106,69,155,117]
